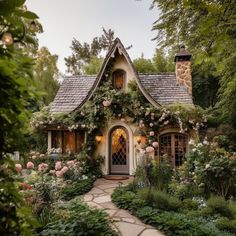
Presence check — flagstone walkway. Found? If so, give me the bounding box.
[82,178,165,236]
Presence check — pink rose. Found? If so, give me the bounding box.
[55,171,63,177]
[61,166,68,174]
[149,131,155,136]
[15,164,22,173]
[146,146,155,153]
[55,161,62,170]
[102,100,111,107]
[49,170,56,174]
[38,163,48,172]
[66,160,75,167]
[152,142,159,148]
[26,162,34,169]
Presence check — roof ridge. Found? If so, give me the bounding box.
[64,75,97,79]
[139,72,175,75]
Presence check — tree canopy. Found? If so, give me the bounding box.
[0,0,40,156]
[33,47,59,107]
[152,0,236,123]
[65,28,114,75]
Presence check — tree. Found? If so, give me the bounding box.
[34,47,59,107]
[0,1,40,234]
[152,48,174,72]
[65,28,114,75]
[0,0,40,156]
[83,56,103,75]
[133,49,174,73]
[133,53,156,73]
[152,0,236,123]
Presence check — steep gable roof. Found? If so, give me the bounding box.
[50,75,96,113]
[50,38,193,113]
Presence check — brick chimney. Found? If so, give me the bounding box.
[175,46,192,96]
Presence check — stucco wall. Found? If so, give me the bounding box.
[95,119,141,175]
[112,54,135,89]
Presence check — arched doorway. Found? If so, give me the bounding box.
[109,126,129,174]
[159,133,188,167]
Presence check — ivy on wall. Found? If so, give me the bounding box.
[31,78,206,156]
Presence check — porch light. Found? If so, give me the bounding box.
[1,32,13,45]
[95,131,103,144]
[134,129,145,144]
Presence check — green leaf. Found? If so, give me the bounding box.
[21,11,39,19]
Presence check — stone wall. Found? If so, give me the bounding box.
[176,61,192,95]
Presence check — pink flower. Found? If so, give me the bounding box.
[38,163,48,172]
[146,146,155,153]
[26,162,34,169]
[61,166,68,174]
[102,100,111,107]
[55,171,63,177]
[15,164,22,173]
[149,131,155,136]
[55,161,62,170]
[66,160,75,167]
[49,170,56,174]
[152,142,159,148]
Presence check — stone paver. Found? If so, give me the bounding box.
[82,177,165,236]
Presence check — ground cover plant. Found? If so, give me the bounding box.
[112,139,236,236]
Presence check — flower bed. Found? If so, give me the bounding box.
[14,153,115,235]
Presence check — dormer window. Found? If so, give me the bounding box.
[112,69,125,90]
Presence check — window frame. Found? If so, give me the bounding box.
[112,69,126,90]
[159,132,188,167]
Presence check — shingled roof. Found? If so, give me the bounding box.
[50,38,193,113]
[50,76,96,113]
[139,73,193,105]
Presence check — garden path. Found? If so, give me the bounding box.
[82,177,165,236]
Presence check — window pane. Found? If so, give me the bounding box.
[52,131,63,149]
[113,70,125,90]
[63,132,76,154]
[174,134,187,166]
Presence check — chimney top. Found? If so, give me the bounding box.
[174,45,192,62]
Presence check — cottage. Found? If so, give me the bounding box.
[47,38,197,175]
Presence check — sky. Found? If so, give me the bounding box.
[26,0,158,74]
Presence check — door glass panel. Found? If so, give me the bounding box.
[111,128,127,165]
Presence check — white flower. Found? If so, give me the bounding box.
[205,164,210,169]
[189,139,195,145]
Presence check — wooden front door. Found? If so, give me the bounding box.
[159,133,187,167]
[110,127,129,174]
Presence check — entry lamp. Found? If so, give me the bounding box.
[95,131,103,144]
[134,129,145,144]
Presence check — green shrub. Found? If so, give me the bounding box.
[203,196,234,219]
[134,159,173,191]
[138,188,181,212]
[216,217,236,234]
[182,198,199,211]
[111,186,233,236]
[40,198,116,236]
[111,187,137,210]
[61,177,94,200]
